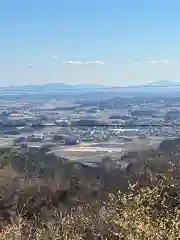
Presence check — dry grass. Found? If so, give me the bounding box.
[0,145,180,239]
[0,174,180,240]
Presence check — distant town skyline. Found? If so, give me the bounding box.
[1,0,180,86]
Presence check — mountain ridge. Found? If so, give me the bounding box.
[0,83,109,90]
[146,80,179,87]
[1,80,180,91]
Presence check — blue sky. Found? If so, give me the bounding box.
[1,0,180,86]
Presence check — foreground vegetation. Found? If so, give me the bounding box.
[0,141,180,239]
[0,173,180,240]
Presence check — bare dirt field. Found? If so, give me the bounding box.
[50,136,163,164]
[0,137,14,147]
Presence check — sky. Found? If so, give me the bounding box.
[1,0,180,86]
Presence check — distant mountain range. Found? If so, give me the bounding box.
[1,80,180,91]
[0,83,109,91]
[129,80,178,87]
[145,80,179,87]
[128,80,180,89]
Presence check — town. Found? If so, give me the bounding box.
[0,85,180,168]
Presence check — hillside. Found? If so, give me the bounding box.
[146,80,177,87]
[0,137,180,239]
[0,83,108,91]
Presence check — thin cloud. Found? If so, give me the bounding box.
[87,60,104,64]
[132,61,141,65]
[27,63,33,67]
[148,60,169,65]
[52,55,59,59]
[64,61,84,65]
[64,60,104,65]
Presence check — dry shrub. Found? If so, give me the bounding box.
[100,177,180,239]
[0,174,179,239]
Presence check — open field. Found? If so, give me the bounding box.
[0,137,14,147]
[49,137,163,164]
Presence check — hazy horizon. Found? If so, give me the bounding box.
[0,80,179,89]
